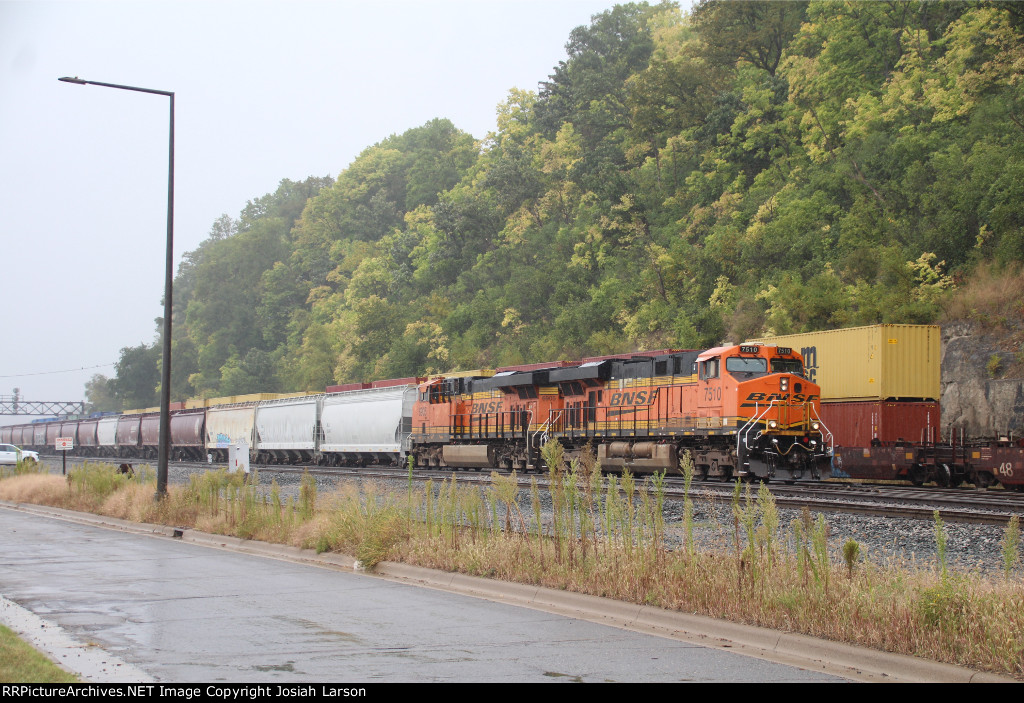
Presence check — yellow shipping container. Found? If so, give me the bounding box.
[427,369,495,380]
[270,391,317,400]
[750,324,940,402]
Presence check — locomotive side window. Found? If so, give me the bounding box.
[700,358,720,379]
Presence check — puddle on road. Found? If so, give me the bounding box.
[544,671,584,682]
[254,661,297,673]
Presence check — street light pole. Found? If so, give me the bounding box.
[59,76,174,500]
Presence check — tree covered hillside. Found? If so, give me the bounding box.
[89,0,1024,410]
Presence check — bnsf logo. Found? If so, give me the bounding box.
[745,392,819,403]
[475,401,504,413]
[609,389,659,407]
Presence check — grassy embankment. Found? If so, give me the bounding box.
[0,623,79,683]
[1,449,1022,679]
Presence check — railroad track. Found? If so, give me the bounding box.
[37,454,1024,526]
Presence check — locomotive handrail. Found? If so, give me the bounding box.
[535,410,561,449]
[809,403,834,454]
[738,399,776,457]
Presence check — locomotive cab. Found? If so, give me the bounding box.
[711,344,831,481]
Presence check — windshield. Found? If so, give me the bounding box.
[726,357,767,375]
[771,358,804,376]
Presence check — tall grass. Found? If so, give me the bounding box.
[943,261,1024,328]
[2,462,1023,677]
[0,458,48,479]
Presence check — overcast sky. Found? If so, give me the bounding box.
[0,0,692,423]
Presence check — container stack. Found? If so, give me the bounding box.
[751,324,942,447]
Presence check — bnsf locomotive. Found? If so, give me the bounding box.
[411,344,831,482]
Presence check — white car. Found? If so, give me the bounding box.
[0,444,39,466]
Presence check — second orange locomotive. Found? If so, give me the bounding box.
[411,343,832,481]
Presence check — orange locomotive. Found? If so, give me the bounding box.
[410,344,832,481]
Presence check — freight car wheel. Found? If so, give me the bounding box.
[935,463,952,488]
[975,471,995,489]
[909,464,927,486]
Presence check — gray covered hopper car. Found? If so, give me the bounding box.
[319,386,416,466]
[254,395,321,464]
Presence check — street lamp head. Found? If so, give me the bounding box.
[58,76,87,85]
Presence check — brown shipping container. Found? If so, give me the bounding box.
[751,324,940,402]
[371,377,426,388]
[325,383,371,393]
[820,400,941,447]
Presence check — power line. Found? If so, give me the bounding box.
[0,363,115,379]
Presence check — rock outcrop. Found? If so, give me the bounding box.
[941,321,1024,439]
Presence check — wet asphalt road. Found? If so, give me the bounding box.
[0,506,846,683]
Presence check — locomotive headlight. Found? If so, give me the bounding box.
[768,420,778,429]
[780,377,789,392]
[812,421,820,431]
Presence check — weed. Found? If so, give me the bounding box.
[680,453,695,559]
[934,510,949,579]
[811,513,830,590]
[299,471,317,520]
[1003,515,1021,579]
[843,538,861,579]
[917,575,971,633]
[0,458,47,479]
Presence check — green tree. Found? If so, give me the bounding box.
[112,344,160,410]
[83,374,117,413]
[691,0,806,77]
